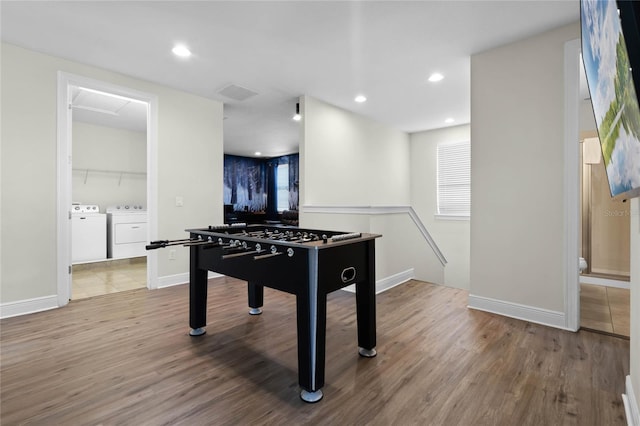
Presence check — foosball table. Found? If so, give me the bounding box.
[147,224,381,402]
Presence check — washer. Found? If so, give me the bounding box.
[71,204,107,263]
[107,205,148,259]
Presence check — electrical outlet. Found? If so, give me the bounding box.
[169,249,177,260]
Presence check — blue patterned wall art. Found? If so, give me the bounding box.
[223,154,298,212]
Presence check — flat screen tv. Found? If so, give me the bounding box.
[581,0,640,200]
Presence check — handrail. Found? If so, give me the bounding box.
[407,206,447,266]
[301,205,447,266]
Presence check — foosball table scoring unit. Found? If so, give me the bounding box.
[147,224,381,403]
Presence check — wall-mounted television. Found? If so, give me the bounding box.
[581,0,640,200]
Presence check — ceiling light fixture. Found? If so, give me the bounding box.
[293,102,301,121]
[172,44,192,58]
[354,95,367,103]
[444,118,455,124]
[428,73,444,82]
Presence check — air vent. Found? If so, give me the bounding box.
[217,84,258,101]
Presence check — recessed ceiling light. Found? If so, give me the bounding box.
[428,73,444,82]
[354,95,367,103]
[255,151,262,156]
[172,45,191,58]
[444,118,455,124]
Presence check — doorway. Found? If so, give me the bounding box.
[70,85,148,299]
[576,53,631,338]
[579,130,631,337]
[57,72,159,305]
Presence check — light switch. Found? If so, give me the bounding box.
[176,196,184,207]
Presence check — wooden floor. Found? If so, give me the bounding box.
[0,279,630,425]
[580,283,630,337]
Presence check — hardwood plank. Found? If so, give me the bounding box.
[0,279,629,425]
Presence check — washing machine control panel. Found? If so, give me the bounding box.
[72,204,100,213]
[107,205,145,213]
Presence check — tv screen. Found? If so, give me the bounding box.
[581,0,640,200]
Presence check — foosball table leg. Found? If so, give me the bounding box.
[248,281,264,315]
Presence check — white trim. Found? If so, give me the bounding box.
[157,272,223,289]
[0,295,59,319]
[375,268,414,294]
[468,294,569,330]
[302,205,409,215]
[302,205,447,266]
[146,93,159,290]
[435,214,469,221]
[57,72,159,299]
[0,267,405,318]
[157,273,189,289]
[580,275,630,289]
[341,268,414,294]
[56,73,72,308]
[624,375,640,426]
[563,39,581,332]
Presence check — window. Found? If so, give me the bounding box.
[276,164,289,212]
[437,140,470,218]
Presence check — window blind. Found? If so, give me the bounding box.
[437,140,470,217]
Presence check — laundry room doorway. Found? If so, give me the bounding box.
[57,73,158,304]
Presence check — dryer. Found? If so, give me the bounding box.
[71,204,107,263]
[107,205,148,259]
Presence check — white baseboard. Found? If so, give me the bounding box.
[341,268,414,294]
[467,294,569,330]
[580,275,630,289]
[375,268,414,294]
[625,375,640,426]
[2,268,402,318]
[0,295,59,319]
[1,272,227,318]
[157,272,189,289]
[157,271,223,289]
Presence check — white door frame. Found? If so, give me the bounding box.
[564,39,581,331]
[56,72,159,306]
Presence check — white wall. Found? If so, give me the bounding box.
[300,96,445,289]
[301,96,411,207]
[0,43,223,306]
[580,98,597,132]
[72,122,147,210]
[410,124,471,289]
[469,23,579,318]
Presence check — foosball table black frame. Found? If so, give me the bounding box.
[181,224,381,402]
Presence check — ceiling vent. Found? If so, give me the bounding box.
[217,84,258,102]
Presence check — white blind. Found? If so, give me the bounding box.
[276,164,289,212]
[437,140,470,217]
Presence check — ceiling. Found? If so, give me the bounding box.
[0,1,579,157]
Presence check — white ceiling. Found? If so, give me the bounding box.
[0,1,579,157]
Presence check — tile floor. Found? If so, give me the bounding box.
[72,257,147,300]
[580,283,630,337]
